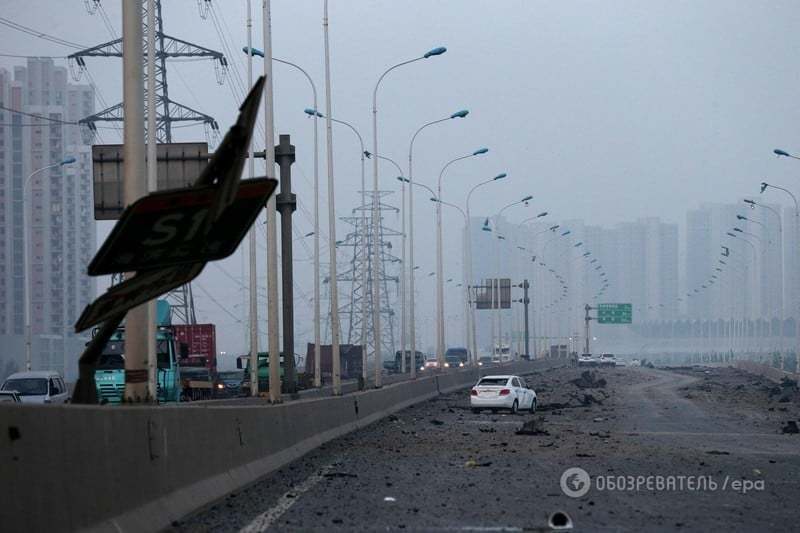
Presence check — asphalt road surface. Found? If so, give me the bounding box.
[175,365,800,532]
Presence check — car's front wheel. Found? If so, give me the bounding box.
[510,400,518,415]
[530,398,537,413]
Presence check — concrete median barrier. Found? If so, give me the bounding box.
[0,360,549,532]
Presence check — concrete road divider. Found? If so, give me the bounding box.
[0,359,552,532]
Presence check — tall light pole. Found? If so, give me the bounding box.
[307,109,366,383]
[24,156,76,371]
[434,148,489,367]
[244,6,259,398]
[371,46,447,387]
[465,173,507,362]
[431,197,470,357]
[744,198,784,369]
[407,109,468,377]
[771,148,800,372]
[245,47,321,389]
[491,196,533,358]
[323,0,342,394]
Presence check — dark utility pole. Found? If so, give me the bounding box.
[521,280,530,359]
[584,304,594,354]
[276,134,297,393]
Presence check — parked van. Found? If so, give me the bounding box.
[1,371,69,404]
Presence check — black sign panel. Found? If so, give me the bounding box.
[88,178,276,275]
[475,278,512,309]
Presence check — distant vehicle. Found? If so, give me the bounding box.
[217,371,243,397]
[393,350,425,373]
[599,353,616,367]
[180,366,216,401]
[630,359,641,367]
[1,371,69,404]
[237,353,285,395]
[470,375,536,414]
[445,347,469,365]
[0,390,21,403]
[615,359,628,367]
[493,344,513,362]
[444,354,465,369]
[478,356,493,367]
[578,353,596,367]
[420,356,439,372]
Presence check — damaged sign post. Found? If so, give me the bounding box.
[72,77,276,404]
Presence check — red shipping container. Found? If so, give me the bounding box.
[173,324,217,370]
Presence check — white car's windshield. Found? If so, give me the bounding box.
[2,378,47,396]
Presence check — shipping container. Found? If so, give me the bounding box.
[174,324,217,371]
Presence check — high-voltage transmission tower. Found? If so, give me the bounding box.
[338,191,400,360]
[68,0,228,324]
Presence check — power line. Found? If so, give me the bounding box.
[0,17,86,49]
[0,104,78,124]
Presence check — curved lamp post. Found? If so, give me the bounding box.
[406,109,468,377]
[25,156,76,371]
[371,46,447,387]
[433,148,489,367]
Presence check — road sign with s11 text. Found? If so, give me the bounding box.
[87,177,276,275]
[597,303,632,324]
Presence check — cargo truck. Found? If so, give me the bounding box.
[93,300,181,404]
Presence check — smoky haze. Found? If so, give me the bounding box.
[2,0,798,363]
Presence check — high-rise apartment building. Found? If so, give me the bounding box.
[0,58,95,380]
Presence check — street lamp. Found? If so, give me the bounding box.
[433,148,489,367]
[774,148,800,161]
[25,156,76,371]
[490,195,533,359]
[307,109,372,383]
[244,46,320,394]
[406,110,469,377]
[372,47,447,387]
[463,172,507,361]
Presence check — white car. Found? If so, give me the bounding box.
[578,353,596,367]
[1,371,70,404]
[470,375,536,414]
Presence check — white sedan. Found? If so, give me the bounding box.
[470,375,536,414]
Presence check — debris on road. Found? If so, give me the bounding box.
[572,370,607,389]
[781,420,799,434]
[515,419,550,436]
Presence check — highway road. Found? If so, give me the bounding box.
[176,365,800,532]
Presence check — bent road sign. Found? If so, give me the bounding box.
[75,263,205,332]
[88,177,277,275]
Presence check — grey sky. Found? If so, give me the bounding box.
[2,1,799,362]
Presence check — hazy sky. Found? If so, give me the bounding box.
[3,1,800,363]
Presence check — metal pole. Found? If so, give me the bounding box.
[584,304,591,354]
[276,135,297,393]
[370,81,382,388]
[400,177,407,373]
[246,1,259,398]
[262,0,281,403]
[359,150,367,382]
[435,189,445,367]
[523,280,530,358]
[145,0,158,401]
[23,163,59,371]
[408,155,417,379]
[313,98,321,389]
[323,0,342,394]
[122,0,150,402]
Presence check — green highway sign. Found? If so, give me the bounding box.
[597,303,632,324]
